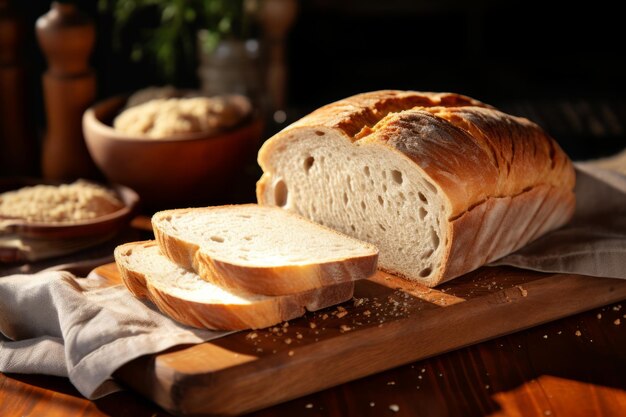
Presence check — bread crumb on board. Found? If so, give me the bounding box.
[575,330,582,337]
[516,285,528,297]
[389,404,400,412]
[615,319,621,326]
[255,286,423,345]
[354,297,367,307]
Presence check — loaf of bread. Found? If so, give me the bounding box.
[257,90,575,287]
[152,204,379,296]
[114,241,355,330]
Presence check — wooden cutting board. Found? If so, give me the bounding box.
[92,263,626,416]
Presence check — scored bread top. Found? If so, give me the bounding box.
[152,204,379,295]
[267,90,574,218]
[287,90,488,139]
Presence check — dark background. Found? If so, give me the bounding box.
[10,0,626,161]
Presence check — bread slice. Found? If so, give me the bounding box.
[114,241,356,330]
[151,204,379,296]
[256,90,576,287]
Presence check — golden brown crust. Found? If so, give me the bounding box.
[287,90,488,139]
[441,185,575,285]
[358,106,574,218]
[205,256,373,296]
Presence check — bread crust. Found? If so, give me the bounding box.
[286,90,488,139]
[152,206,378,296]
[115,241,355,330]
[257,90,576,287]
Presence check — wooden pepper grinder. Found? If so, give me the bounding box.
[257,0,298,113]
[0,0,37,176]
[36,0,99,181]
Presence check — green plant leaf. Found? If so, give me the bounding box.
[103,0,250,84]
[161,4,177,22]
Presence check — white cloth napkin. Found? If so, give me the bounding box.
[0,163,625,400]
[491,163,626,278]
[0,270,228,399]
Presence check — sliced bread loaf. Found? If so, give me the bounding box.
[114,241,355,330]
[257,90,576,287]
[151,204,379,296]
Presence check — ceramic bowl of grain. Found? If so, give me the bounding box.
[0,179,139,262]
[0,179,139,240]
[83,91,264,210]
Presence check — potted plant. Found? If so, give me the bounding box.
[99,0,257,87]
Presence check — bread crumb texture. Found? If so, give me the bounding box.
[0,180,123,223]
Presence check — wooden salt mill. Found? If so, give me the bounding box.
[0,0,37,176]
[36,1,99,181]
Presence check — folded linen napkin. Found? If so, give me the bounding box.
[0,162,625,400]
[0,270,228,399]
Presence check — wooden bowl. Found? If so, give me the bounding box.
[83,96,264,210]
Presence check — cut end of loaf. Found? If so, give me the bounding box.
[257,129,449,286]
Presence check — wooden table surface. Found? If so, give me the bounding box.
[1,297,625,417]
[1,87,626,416]
[3,158,626,417]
